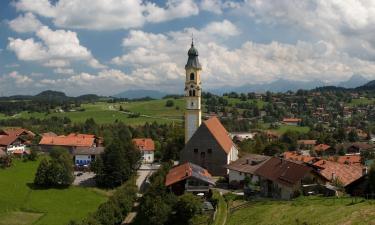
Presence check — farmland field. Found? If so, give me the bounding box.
[0,159,107,225]
[227,197,375,225]
[0,98,185,125]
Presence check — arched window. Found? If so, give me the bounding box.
[189,90,193,96]
[192,90,196,96]
[190,73,195,80]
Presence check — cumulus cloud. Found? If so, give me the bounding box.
[14,0,199,30]
[241,0,375,60]
[7,26,105,69]
[8,12,42,33]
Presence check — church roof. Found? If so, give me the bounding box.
[185,42,202,69]
[203,117,234,154]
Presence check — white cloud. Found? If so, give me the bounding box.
[14,0,199,30]
[200,0,223,14]
[8,13,42,33]
[241,0,375,60]
[4,71,33,87]
[7,26,105,69]
[53,68,74,75]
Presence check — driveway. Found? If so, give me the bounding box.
[73,172,96,186]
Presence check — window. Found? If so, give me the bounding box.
[189,90,193,96]
[200,152,205,158]
[191,102,194,107]
[208,148,212,153]
[192,90,196,96]
[190,73,195,80]
[194,148,198,153]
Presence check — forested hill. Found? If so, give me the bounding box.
[0,90,101,102]
[311,80,375,92]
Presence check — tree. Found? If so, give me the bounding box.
[348,130,359,142]
[138,195,172,225]
[368,164,375,194]
[94,201,123,225]
[34,158,50,186]
[173,193,202,224]
[165,100,174,107]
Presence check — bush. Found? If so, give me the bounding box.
[165,100,174,107]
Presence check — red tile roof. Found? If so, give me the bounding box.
[328,155,362,166]
[4,128,35,137]
[39,133,95,147]
[226,154,270,174]
[203,117,234,154]
[132,138,155,151]
[314,144,331,152]
[313,160,363,186]
[165,162,214,186]
[283,118,302,123]
[283,151,316,163]
[255,157,312,187]
[0,134,20,146]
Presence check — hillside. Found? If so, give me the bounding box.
[113,89,169,99]
[227,197,375,225]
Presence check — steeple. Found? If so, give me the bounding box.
[185,36,202,70]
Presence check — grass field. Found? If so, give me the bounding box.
[272,124,310,134]
[1,98,185,125]
[0,159,107,225]
[347,98,375,107]
[223,96,266,108]
[227,197,375,225]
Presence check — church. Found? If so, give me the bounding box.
[179,40,238,176]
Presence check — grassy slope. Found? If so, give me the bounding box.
[0,159,107,225]
[2,98,185,125]
[347,98,375,107]
[227,197,375,225]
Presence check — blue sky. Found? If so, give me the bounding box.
[1,0,375,96]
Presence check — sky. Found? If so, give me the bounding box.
[1,0,375,96]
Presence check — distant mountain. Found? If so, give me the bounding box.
[338,74,369,88]
[355,80,375,91]
[208,79,326,95]
[113,89,168,99]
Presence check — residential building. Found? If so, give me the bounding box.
[226,154,270,183]
[297,140,317,150]
[255,157,315,199]
[282,118,302,126]
[72,146,105,166]
[0,129,28,155]
[132,138,155,163]
[230,132,256,142]
[313,160,364,188]
[180,117,239,176]
[283,151,316,164]
[39,133,99,153]
[313,144,334,155]
[165,162,215,196]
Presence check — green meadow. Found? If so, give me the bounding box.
[0,159,107,225]
[227,197,375,225]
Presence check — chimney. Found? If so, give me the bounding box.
[246,159,249,164]
[331,172,336,180]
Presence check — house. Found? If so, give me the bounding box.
[72,146,105,166]
[336,142,374,155]
[313,144,334,155]
[328,155,361,166]
[165,162,215,196]
[0,129,28,155]
[39,133,99,153]
[264,130,280,142]
[283,151,316,164]
[132,138,155,163]
[255,157,315,200]
[312,160,364,188]
[226,154,270,184]
[282,118,302,126]
[230,132,255,142]
[180,117,239,176]
[297,140,317,150]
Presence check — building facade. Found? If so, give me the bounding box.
[184,40,202,143]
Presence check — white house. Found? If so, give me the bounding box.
[226,154,270,183]
[72,146,105,166]
[132,138,155,163]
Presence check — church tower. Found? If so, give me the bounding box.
[184,39,202,143]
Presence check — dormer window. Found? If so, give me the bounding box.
[190,73,195,80]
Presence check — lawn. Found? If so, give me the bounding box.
[223,96,266,108]
[0,159,107,225]
[272,125,310,134]
[1,98,185,125]
[227,197,375,225]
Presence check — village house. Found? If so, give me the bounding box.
[226,154,270,184]
[132,138,155,163]
[0,128,34,155]
[312,160,364,190]
[180,117,239,176]
[39,133,101,153]
[313,144,334,156]
[165,162,215,196]
[336,142,374,155]
[297,140,317,150]
[282,118,302,126]
[230,132,256,142]
[264,130,280,142]
[283,151,316,164]
[72,146,105,167]
[328,155,362,166]
[255,157,315,200]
